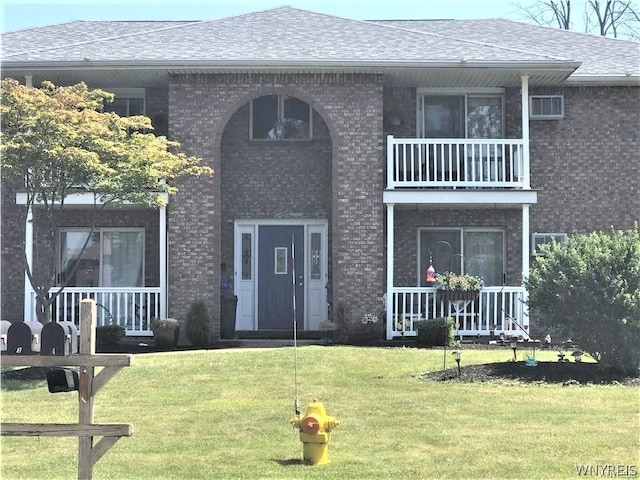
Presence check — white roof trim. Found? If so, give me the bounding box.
[1,59,581,71]
[564,74,640,86]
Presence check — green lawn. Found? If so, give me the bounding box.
[1,346,638,479]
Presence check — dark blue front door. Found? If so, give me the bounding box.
[258,226,304,329]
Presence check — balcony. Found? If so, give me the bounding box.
[386,136,527,190]
[387,286,528,339]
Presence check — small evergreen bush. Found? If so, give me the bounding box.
[96,324,125,348]
[416,317,454,347]
[186,300,211,347]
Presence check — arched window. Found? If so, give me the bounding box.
[250,94,312,140]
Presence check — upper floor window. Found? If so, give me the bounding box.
[418,89,504,139]
[530,95,564,120]
[102,88,146,117]
[250,94,312,140]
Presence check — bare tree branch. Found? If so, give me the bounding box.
[513,0,640,38]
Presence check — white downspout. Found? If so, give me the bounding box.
[386,203,395,340]
[159,204,167,319]
[521,75,531,190]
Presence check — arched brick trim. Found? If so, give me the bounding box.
[168,72,385,337]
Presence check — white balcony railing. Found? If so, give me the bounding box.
[388,286,528,339]
[387,136,526,190]
[29,287,161,336]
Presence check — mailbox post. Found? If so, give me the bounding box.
[1,299,133,480]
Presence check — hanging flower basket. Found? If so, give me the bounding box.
[437,290,480,302]
[435,272,483,303]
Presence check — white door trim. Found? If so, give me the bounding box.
[234,219,328,331]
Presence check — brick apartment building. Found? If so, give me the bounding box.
[1,7,638,342]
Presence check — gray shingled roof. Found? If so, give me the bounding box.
[1,6,637,79]
[373,19,639,77]
[1,7,570,64]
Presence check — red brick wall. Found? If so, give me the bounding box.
[529,86,640,234]
[168,73,385,335]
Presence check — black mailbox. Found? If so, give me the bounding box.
[46,368,79,393]
[6,321,42,355]
[41,322,69,356]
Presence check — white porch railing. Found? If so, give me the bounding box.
[29,287,160,336]
[388,286,528,339]
[387,136,526,189]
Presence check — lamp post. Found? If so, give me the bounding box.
[452,350,461,377]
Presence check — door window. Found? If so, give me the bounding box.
[274,247,288,274]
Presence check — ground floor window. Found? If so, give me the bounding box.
[419,228,505,287]
[58,229,144,287]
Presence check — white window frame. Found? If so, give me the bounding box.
[529,95,564,120]
[57,227,146,287]
[531,232,567,256]
[101,87,146,116]
[249,94,313,141]
[416,88,505,139]
[417,227,506,286]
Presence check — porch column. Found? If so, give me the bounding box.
[522,204,531,336]
[22,74,34,321]
[386,203,395,340]
[159,204,167,319]
[521,74,531,189]
[23,207,34,321]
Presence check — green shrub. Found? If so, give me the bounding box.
[416,317,454,347]
[96,324,125,347]
[526,226,640,374]
[186,300,211,347]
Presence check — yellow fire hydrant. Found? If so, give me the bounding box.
[291,400,340,465]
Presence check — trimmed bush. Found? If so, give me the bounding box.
[186,300,211,347]
[526,226,640,374]
[416,317,454,347]
[96,324,125,348]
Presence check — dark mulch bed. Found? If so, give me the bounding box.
[421,361,640,386]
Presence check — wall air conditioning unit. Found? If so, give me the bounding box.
[531,233,567,256]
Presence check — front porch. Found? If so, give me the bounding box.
[386,286,528,339]
[32,287,161,336]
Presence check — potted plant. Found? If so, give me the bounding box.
[151,317,179,348]
[435,272,483,302]
[351,312,382,345]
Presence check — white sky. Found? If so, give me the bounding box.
[1,0,526,33]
